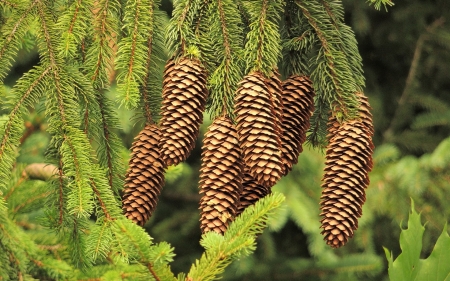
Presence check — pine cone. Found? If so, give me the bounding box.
[280,75,315,175]
[122,124,166,226]
[159,58,208,166]
[234,72,283,188]
[320,120,374,248]
[199,117,243,234]
[236,173,271,216]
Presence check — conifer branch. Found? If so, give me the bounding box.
[140,9,166,123]
[242,0,283,76]
[91,179,112,221]
[0,0,37,81]
[147,263,161,281]
[0,66,50,192]
[116,0,153,108]
[96,93,124,195]
[85,0,124,194]
[207,0,243,118]
[167,0,203,57]
[12,192,51,214]
[281,1,316,77]
[88,0,120,88]
[297,0,359,107]
[188,193,284,280]
[319,0,365,90]
[368,0,394,10]
[56,0,93,58]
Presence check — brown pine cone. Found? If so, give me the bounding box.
[280,75,315,175]
[236,173,271,216]
[159,58,208,166]
[122,124,166,226]
[234,72,283,188]
[199,117,243,234]
[320,120,374,248]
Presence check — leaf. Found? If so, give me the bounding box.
[384,200,424,281]
[385,200,450,281]
[414,224,450,281]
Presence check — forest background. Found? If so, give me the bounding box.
[1,0,450,280]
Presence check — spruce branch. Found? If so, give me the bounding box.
[188,193,285,280]
[367,0,394,10]
[297,1,358,117]
[0,0,37,81]
[0,66,50,192]
[281,1,316,77]
[35,2,97,219]
[319,0,365,90]
[112,219,176,280]
[207,0,244,118]
[116,0,154,109]
[96,93,125,194]
[86,0,120,88]
[55,0,93,58]
[84,0,125,194]
[166,0,203,57]
[241,0,283,76]
[140,9,167,124]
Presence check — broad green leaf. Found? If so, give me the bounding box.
[414,224,450,281]
[385,201,450,281]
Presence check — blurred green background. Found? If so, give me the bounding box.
[2,0,450,280]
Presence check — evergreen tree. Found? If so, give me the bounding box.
[4,0,447,280]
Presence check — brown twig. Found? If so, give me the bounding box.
[382,17,445,142]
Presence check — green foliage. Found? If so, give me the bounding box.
[385,202,450,281]
[206,0,244,119]
[187,193,285,281]
[1,0,448,280]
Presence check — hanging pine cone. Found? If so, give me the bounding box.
[199,117,243,234]
[159,58,208,166]
[280,75,315,175]
[236,173,271,216]
[122,124,166,226]
[234,72,283,188]
[320,120,374,248]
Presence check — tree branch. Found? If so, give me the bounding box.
[383,17,445,142]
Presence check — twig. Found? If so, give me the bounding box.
[383,17,445,142]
